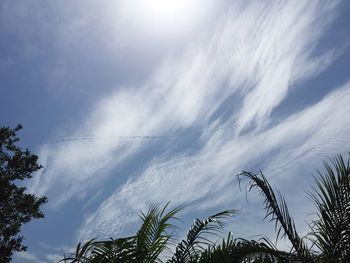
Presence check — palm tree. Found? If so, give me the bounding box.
[239,154,350,262]
[62,203,182,263]
[194,233,286,263]
[62,154,349,263]
[63,206,286,262]
[62,204,238,263]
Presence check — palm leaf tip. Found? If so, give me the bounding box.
[237,171,312,262]
[135,202,183,262]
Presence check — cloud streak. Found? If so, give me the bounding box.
[76,80,350,240]
[30,0,342,206]
[59,0,348,242]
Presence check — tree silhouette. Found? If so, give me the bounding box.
[0,125,48,263]
[239,154,350,262]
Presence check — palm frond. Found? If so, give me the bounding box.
[197,233,285,263]
[134,203,182,263]
[89,237,136,262]
[61,237,136,263]
[238,171,312,263]
[167,209,237,263]
[62,203,181,263]
[60,238,97,263]
[308,154,350,262]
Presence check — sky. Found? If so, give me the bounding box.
[1,0,350,262]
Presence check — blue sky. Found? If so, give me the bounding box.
[1,0,350,262]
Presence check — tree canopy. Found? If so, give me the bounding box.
[0,125,48,263]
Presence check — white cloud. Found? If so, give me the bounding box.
[232,1,340,133]
[46,254,62,263]
[77,80,350,241]
[30,0,342,209]
[74,1,349,241]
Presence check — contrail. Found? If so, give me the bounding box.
[38,135,178,145]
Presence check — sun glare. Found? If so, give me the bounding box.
[118,0,212,40]
[145,0,189,14]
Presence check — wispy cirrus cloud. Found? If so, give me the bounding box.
[2,0,349,262]
[30,0,343,209]
[77,80,350,241]
[59,0,350,242]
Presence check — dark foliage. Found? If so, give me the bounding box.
[0,125,47,263]
[239,154,350,263]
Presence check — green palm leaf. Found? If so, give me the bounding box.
[167,209,237,263]
[197,233,284,263]
[308,154,350,262]
[62,203,181,263]
[133,203,182,263]
[238,171,312,263]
